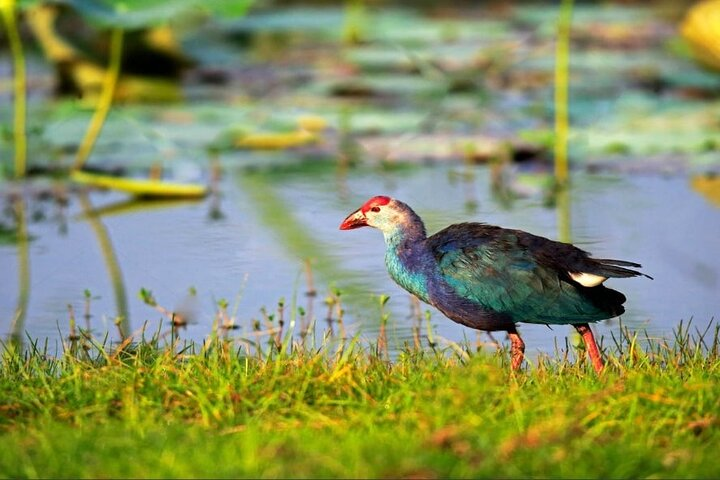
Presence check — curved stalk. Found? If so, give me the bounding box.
[556,183,571,244]
[73,27,124,171]
[1,0,27,178]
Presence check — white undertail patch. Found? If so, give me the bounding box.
[569,272,607,287]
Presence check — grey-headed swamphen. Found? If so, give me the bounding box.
[339,196,651,372]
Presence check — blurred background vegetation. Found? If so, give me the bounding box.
[2,0,718,181]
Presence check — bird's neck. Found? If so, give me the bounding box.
[381,207,427,247]
[383,221,432,302]
[383,224,426,248]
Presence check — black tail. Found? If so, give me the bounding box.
[594,258,654,280]
[595,258,642,267]
[584,284,627,318]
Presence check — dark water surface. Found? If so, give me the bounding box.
[1,164,718,357]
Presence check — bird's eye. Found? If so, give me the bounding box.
[371,206,381,213]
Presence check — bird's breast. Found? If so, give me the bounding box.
[385,247,431,303]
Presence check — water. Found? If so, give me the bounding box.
[1,163,718,358]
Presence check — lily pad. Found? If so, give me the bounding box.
[64,0,253,29]
[365,10,513,46]
[514,4,660,39]
[573,97,720,156]
[221,7,343,37]
[312,73,446,99]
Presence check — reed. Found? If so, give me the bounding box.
[554,0,573,187]
[73,27,124,170]
[1,0,27,178]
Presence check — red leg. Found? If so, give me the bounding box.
[575,323,604,373]
[507,328,525,371]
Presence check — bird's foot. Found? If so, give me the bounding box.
[575,323,604,374]
[508,329,525,371]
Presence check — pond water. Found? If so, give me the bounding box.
[1,162,718,358]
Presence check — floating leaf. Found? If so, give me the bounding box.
[221,7,343,36]
[296,115,328,133]
[691,173,720,207]
[573,98,720,156]
[234,130,318,150]
[71,170,208,198]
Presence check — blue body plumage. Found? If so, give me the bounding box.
[340,195,651,372]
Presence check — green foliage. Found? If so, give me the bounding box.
[138,287,156,306]
[16,0,49,8]
[0,223,22,245]
[63,0,253,29]
[0,322,718,478]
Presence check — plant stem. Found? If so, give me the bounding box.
[554,0,573,186]
[556,183,571,244]
[73,27,124,171]
[9,197,29,346]
[1,0,27,178]
[342,0,367,45]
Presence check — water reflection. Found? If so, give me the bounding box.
[236,168,377,313]
[77,192,130,338]
[9,197,29,347]
[1,164,719,356]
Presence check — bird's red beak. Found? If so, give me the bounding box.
[339,208,368,230]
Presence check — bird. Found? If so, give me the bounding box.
[339,195,651,373]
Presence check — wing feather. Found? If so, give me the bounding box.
[427,223,631,324]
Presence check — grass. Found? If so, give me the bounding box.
[1,309,719,478]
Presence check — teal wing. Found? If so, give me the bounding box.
[429,225,623,324]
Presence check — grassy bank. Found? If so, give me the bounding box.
[1,321,719,478]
